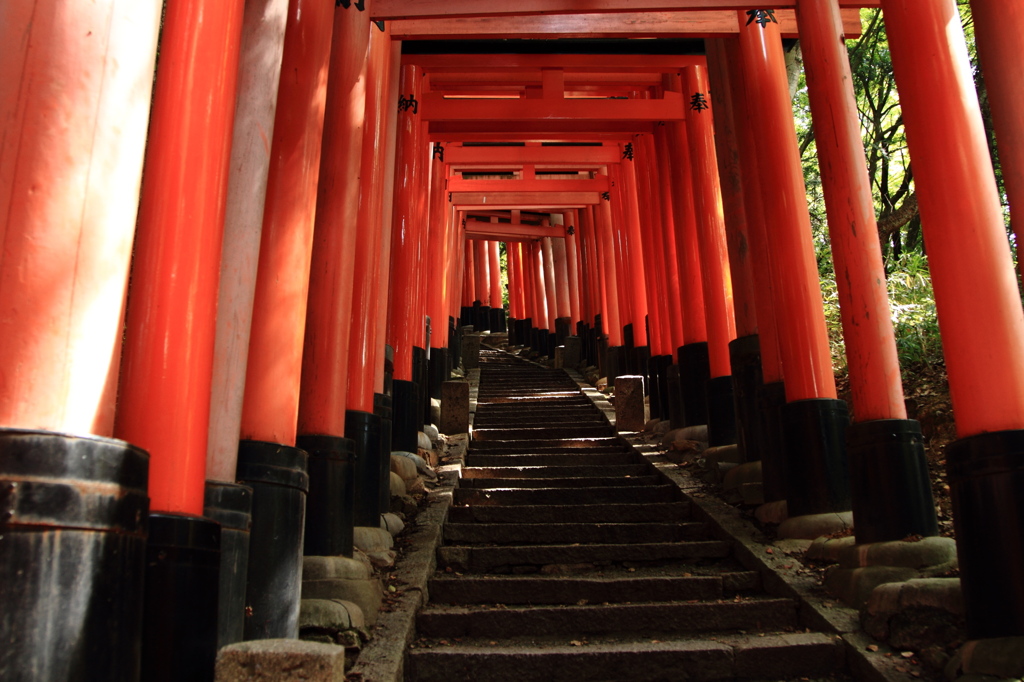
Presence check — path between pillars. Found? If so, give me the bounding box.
[349,346,907,682]
[412,348,850,681]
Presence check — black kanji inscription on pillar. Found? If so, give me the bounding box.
[690,92,709,112]
[398,95,418,114]
[601,192,611,201]
[433,143,444,162]
[745,9,777,27]
[336,0,366,9]
[567,225,576,236]
[622,143,634,161]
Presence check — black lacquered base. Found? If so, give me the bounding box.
[781,398,851,517]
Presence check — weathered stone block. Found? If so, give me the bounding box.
[614,375,646,432]
[301,577,383,626]
[461,334,481,369]
[215,639,346,682]
[441,380,470,434]
[563,336,582,368]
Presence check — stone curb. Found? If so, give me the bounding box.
[345,367,478,681]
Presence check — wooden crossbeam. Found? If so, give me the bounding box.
[452,191,601,206]
[388,9,865,39]
[446,144,621,166]
[422,92,685,122]
[447,177,610,193]
[464,221,566,240]
[374,0,878,20]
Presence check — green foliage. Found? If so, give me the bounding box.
[820,252,944,375]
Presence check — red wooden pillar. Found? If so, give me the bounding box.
[882,0,1024,639]
[704,37,770,466]
[115,0,247,671]
[652,127,687,352]
[0,4,162,679]
[532,240,550,333]
[738,9,848,521]
[666,119,711,426]
[551,234,572,341]
[473,238,491,331]
[463,239,476,311]
[617,149,651,353]
[489,241,503,311]
[426,146,453,400]
[116,0,244,512]
[541,234,559,350]
[799,0,937,545]
[565,215,584,331]
[683,65,739,445]
[387,63,428,453]
[207,0,289,486]
[971,0,1024,280]
[633,136,670,360]
[595,195,624,349]
[236,0,334,640]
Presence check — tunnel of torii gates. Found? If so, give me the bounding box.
[2,0,1024,678]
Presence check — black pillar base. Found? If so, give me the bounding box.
[706,375,738,447]
[143,513,220,682]
[0,429,149,682]
[647,354,663,420]
[204,481,253,648]
[508,317,519,345]
[729,335,764,463]
[475,304,491,333]
[547,331,557,358]
[634,346,651,395]
[449,321,461,370]
[412,346,429,428]
[383,344,394,398]
[555,317,572,345]
[623,324,636,374]
[848,419,937,545]
[759,381,788,503]
[489,307,504,333]
[374,393,393,516]
[947,429,1024,639]
[392,379,420,453]
[428,347,449,402]
[781,398,851,517]
[297,434,355,558]
[678,342,711,427]
[346,410,384,528]
[605,345,625,382]
[237,440,308,639]
[666,363,685,429]
[460,305,473,326]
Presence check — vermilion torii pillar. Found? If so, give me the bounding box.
[114,0,245,675]
[473,238,492,331]
[462,239,476,325]
[617,148,652,378]
[347,23,395,530]
[0,3,162,679]
[565,215,583,335]
[551,234,573,343]
[798,0,937,545]
[882,0,1024,640]
[714,36,789,499]
[427,145,454,399]
[705,37,766,466]
[387,63,428,454]
[205,0,289,648]
[238,0,334,640]
[738,9,850,526]
[488,240,505,333]
[541,232,559,355]
[594,192,625,377]
[683,66,740,446]
[666,118,711,427]
[970,0,1024,281]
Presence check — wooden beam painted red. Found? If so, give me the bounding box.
[421,92,685,122]
[375,0,878,20]
[390,9,864,39]
[465,221,566,240]
[452,191,600,207]
[448,177,609,193]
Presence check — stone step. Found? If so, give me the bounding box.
[415,597,799,638]
[405,632,844,682]
[443,521,707,545]
[457,475,663,489]
[438,540,732,572]
[427,571,761,604]
[461,464,652,479]
[453,484,681,506]
[465,452,637,468]
[472,426,616,441]
[471,418,608,429]
[446,501,693,525]
[468,437,625,451]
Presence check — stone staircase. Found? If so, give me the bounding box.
[405,350,848,681]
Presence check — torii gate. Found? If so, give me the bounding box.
[2,1,1023,679]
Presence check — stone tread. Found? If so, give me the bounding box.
[415,597,800,638]
[457,475,663,489]
[437,540,732,571]
[426,573,762,604]
[442,521,707,545]
[460,464,652,479]
[445,501,693,524]
[405,632,844,682]
[453,484,681,506]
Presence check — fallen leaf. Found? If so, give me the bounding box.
[901,651,915,659]
[867,644,879,652]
